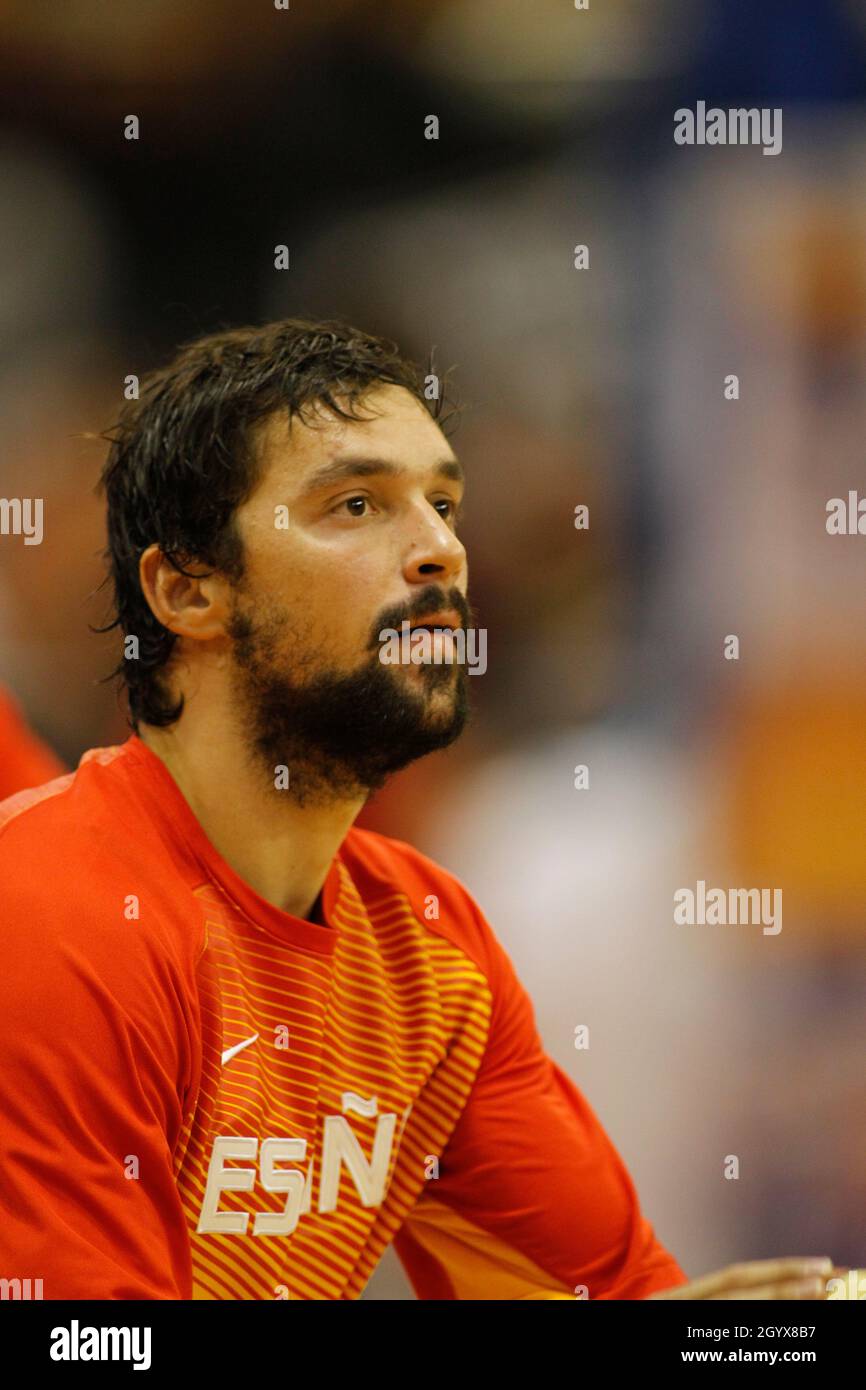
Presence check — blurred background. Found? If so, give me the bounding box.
[1,0,865,1296]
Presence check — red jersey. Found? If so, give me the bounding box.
[0,684,65,800]
[0,735,687,1300]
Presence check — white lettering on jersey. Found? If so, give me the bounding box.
[317,1108,397,1213]
[254,1138,308,1236]
[196,1100,399,1233]
[197,1136,258,1234]
[341,1091,377,1117]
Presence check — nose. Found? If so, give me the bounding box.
[402,502,466,587]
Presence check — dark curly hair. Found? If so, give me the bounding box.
[95,316,460,731]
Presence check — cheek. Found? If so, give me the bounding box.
[317,553,390,639]
[261,535,389,657]
[282,574,377,662]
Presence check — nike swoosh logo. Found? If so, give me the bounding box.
[221,1033,260,1067]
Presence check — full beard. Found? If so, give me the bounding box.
[226,599,471,807]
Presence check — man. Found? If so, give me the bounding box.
[0,318,834,1300]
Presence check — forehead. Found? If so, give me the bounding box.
[251,384,458,494]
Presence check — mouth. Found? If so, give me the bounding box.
[408,611,462,634]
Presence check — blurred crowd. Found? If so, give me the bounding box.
[1,0,865,1296]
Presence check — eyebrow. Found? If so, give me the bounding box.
[299,454,465,496]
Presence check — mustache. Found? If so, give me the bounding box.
[368,586,474,649]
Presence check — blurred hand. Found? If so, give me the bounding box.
[646,1257,837,1300]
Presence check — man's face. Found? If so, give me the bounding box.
[225,384,473,802]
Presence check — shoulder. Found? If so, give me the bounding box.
[340,824,510,987]
[0,744,203,985]
[0,744,129,885]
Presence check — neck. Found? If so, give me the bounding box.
[139,707,365,923]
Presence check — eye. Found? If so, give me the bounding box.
[434,497,464,522]
[334,495,373,517]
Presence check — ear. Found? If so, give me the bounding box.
[139,544,231,642]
